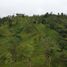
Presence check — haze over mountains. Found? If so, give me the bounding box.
[0,0,67,17]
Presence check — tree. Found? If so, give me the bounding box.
[45,48,55,67]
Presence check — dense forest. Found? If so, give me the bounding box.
[0,13,67,67]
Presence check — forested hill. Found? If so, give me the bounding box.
[0,13,67,67]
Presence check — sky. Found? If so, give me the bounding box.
[0,0,67,17]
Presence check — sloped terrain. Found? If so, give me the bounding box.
[0,13,67,67]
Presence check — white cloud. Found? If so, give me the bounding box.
[0,0,67,17]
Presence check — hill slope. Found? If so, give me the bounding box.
[0,13,67,67]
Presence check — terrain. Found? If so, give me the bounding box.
[0,13,67,67]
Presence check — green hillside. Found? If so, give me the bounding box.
[0,13,67,67]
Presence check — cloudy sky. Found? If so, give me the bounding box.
[0,0,67,17]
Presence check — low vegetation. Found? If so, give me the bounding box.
[0,13,67,67]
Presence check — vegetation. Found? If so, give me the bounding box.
[0,13,67,67]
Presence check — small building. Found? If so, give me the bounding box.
[16,13,24,17]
